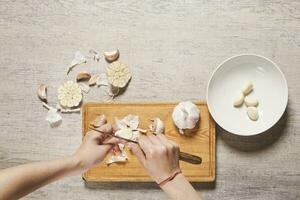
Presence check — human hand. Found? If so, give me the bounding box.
[129,134,180,184]
[73,130,119,172]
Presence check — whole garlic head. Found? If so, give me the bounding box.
[106,61,131,88]
[57,81,82,108]
[172,101,200,134]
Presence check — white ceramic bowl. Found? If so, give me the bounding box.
[207,54,288,136]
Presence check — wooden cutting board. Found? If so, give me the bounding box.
[82,102,215,182]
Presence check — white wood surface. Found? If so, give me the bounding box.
[0,0,299,199]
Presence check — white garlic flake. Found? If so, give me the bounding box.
[67,51,87,74]
[46,108,62,127]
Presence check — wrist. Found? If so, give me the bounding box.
[159,173,186,189]
[69,155,86,174]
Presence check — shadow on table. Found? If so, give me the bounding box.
[219,106,289,152]
[84,181,215,190]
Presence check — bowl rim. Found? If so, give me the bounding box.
[206,54,288,136]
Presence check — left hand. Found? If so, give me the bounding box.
[73,130,119,172]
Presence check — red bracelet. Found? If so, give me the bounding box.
[158,170,182,187]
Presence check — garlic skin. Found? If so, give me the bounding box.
[172,101,200,134]
[37,84,47,102]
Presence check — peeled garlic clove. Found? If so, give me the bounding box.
[115,128,133,140]
[37,84,47,102]
[91,114,107,128]
[104,49,119,62]
[150,118,165,134]
[242,82,253,95]
[244,96,259,107]
[76,72,91,82]
[233,93,244,107]
[89,74,100,86]
[247,106,259,121]
[172,101,200,134]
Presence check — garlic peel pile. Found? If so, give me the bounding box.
[107,61,131,88]
[107,143,128,165]
[115,128,133,140]
[58,81,82,108]
[172,101,200,134]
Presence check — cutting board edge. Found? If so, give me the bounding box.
[81,101,216,183]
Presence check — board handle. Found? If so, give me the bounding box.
[179,152,202,165]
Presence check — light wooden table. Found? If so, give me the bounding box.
[0,1,299,199]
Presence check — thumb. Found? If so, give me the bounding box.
[129,142,146,165]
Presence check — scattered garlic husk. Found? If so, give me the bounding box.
[107,61,131,88]
[122,115,139,130]
[46,108,62,127]
[37,84,47,102]
[115,128,133,140]
[78,83,90,94]
[76,72,91,82]
[114,115,141,141]
[104,49,119,62]
[149,118,165,134]
[172,101,200,134]
[89,49,100,62]
[67,51,87,74]
[107,143,128,165]
[89,74,100,86]
[96,73,109,87]
[90,114,107,128]
[58,81,82,108]
[56,104,80,113]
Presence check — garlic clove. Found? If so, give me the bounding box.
[76,72,91,82]
[89,74,100,86]
[242,82,253,96]
[244,96,259,107]
[233,93,244,107]
[247,106,259,121]
[150,118,165,134]
[37,84,47,102]
[104,49,119,62]
[91,114,107,128]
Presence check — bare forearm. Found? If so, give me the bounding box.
[0,156,80,200]
[161,174,202,200]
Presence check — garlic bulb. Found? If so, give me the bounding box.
[172,101,200,134]
[57,81,82,108]
[106,61,131,88]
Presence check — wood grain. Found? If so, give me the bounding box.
[0,0,299,199]
[82,102,215,182]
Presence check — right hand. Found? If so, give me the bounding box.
[129,134,180,184]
